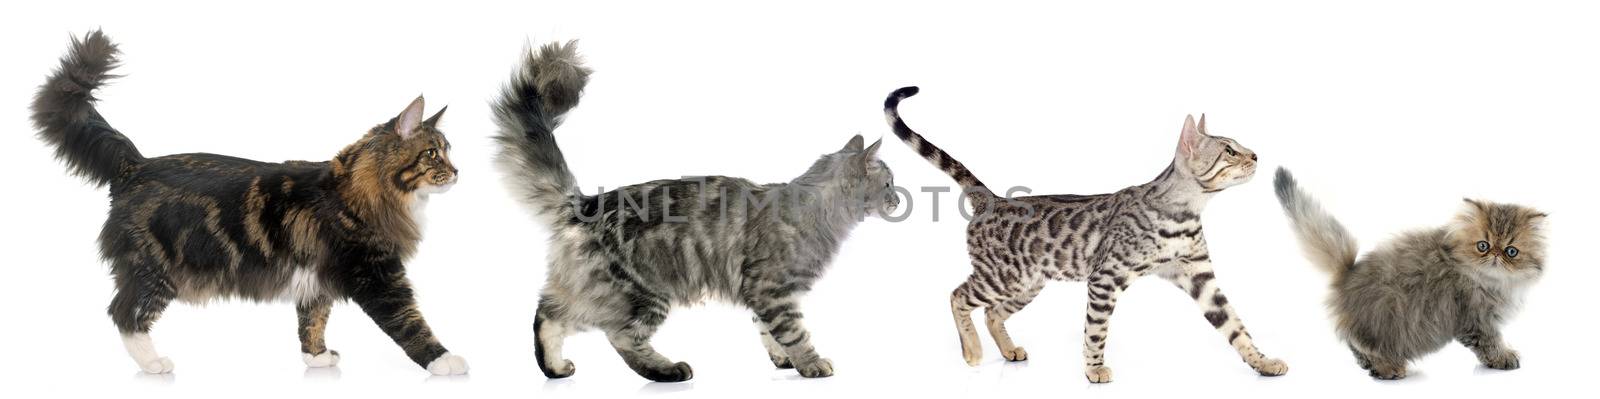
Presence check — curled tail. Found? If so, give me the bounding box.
[492,40,592,226]
[1273,167,1358,280]
[31,30,144,187]
[884,87,993,203]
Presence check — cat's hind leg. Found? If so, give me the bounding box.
[298,297,339,368]
[986,281,1042,362]
[950,277,990,367]
[604,322,692,382]
[109,258,177,374]
[535,296,578,378]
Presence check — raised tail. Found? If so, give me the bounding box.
[884,87,993,202]
[491,40,592,226]
[31,30,144,187]
[1273,167,1358,280]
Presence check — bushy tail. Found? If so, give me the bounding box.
[883,87,993,202]
[1273,167,1358,280]
[492,40,592,225]
[31,30,144,187]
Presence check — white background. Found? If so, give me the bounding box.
[1,1,1595,398]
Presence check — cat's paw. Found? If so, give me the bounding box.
[1003,346,1029,362]
[1251,358,1288,376]
[796,358,835,378]
[303,350,340,368]
[769,353,795,369]
[961,346,983,367]
[1369,365,1407,380]
[541,359,576,379]
[1481,350,1520,370]
[138,357,175,374]
[639,361,694,382]
[426,352,469,376]
[1085,365,1114,383]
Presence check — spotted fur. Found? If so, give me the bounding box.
[495,42,898,382]
[31,31,465,375]
[885,87,1286,382]
[1275,168,1547,379]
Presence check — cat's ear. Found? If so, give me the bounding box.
[859,138,883,163]
[393,95,426,139]
[423,105,448,128]
[1178,114,1203,156]
[841,134,865,152]
[1198,113,1209,134]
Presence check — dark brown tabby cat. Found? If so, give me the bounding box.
[31,31,467,375]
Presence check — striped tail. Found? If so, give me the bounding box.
[884,87,993,202]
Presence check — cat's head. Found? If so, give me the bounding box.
[797,134,899,218]
[1450,199,1547,282]
[1174,114,1257,192]
[335,96,459,199]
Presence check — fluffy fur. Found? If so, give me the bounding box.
[494,42,898,382]
[32,31,466,375]
[1274,168,1546,379]
[885,87,1286,383]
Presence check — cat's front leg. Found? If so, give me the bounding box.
[1082,269,1129,383]
[752,316,795,369]
[1459,326,1520,370]
[297,297,339,367]
[343,257,467,375]
[1161,261,1287,376]
[751,296,831,378]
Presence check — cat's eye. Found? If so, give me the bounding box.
[1504,246,1519,258]
[1475,241,1490,253]
[1225,147,1238,156]
[422,149,438,159]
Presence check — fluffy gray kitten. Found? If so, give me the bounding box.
[492,42,898,382]
[1274,168,1547,379]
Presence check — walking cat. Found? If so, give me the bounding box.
[1274,168,1546,379]
[31,31,467,375]
[493,42,899,382]
[883,87,1287,382]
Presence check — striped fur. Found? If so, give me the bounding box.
[885,88,1285,383]
[32,31,466,375]
[494,42,899,382]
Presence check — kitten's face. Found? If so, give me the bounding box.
[1175,115,1258,192]
[1450,199,1547,281]
[337,97,459,198]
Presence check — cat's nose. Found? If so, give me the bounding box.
[1250,153,1258,161]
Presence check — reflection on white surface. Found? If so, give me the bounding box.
[131,371,175,385]
[302,366,342,381]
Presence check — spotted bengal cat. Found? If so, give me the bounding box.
[883,86,1287,382]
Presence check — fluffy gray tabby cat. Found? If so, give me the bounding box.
[883,87,1287,383]
[1274,168,1547,379]
[493,42,899,382]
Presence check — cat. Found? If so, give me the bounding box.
[883,86,1288,382]
[1273,168,1546,379]
[30,31,468,375]
[492,41,899,383]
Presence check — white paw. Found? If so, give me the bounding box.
[140,357,175,374]
[1085,365,1113,383]
[303,350,341,368]
[426,352,469,376]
